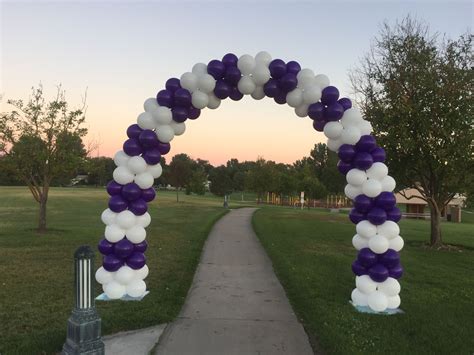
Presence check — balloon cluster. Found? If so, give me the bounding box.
[96,51,403,310]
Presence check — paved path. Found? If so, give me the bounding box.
[156,208,313,355]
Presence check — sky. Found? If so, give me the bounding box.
[1,0,472,165]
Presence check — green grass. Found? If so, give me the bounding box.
[252,206,474,355]
[0,187,248,354]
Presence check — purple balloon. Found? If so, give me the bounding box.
[229,86,243,101]
[338,144,356,163]
[172,107,188,123]
[134,240,148,253]
[380,249,400,268]
[279,73,298,92]
[358,248,378,268]
[123,138,143,156]
[165,78,181,92]
[325,103,344,121]
[263,79,280,98]
[114,238,135,259]
[108,195,128,212]
[214,80,231,99]
[371,147,386,163]
[139,130,159,148]
[143,148,161,165]
[98,238,114,255]
[173,88,192,107]
[338,97,352,110]
[349,208,366,224]
[389,263,403,279]
[207,59,226,79]
[353,152,374,170]
[141,187,156,202]
[157,141,171,155]
[222,53,238,68]
[103,254,123,272]
[156,89,173,108]
[269,59,286,79]
[355,135,377,152]
[375,192,396,210]
[312,119,326,132]
[321,86,340,105]
[126,124,142,139]
[368,264,389,282]
[354,195,373,213]
[352,260,367,276]
[126,252,146,270]
[107,181,123,196]
[274,91,287,105]
[286,60,301,75]
[224,66,241,85]
[188,107,201,120]
[386,207,402,222]
[129,199,148,215]
[308,102,325,120]
[367,207,387,225]
[337,160,352,175]
[121,183,142,201]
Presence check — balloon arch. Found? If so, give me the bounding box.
[95,52,404,313]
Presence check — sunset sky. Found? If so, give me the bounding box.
[1,1,472,165]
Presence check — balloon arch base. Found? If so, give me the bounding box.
[350,302,404,315]
[96,291,150,302]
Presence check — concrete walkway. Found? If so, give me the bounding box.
[156,208,313,355]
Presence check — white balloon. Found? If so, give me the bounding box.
[255,51,272,65]
[197,74,216,93]
[366,162,388,180]
[377,221,400,239]
[192,63,208,75]
[346,169,368,186]
[352,234,369,250]
[387,295,401,309]
[340,126,362,145]
[95,267,114,285]
[369,234,389,254]
[134,172,154,189]
[314,74,330,88]
[297,69,315,88]
[356,220,377,238]
[137,112,156,130]
[116,210,137,230]
[152,106,172,125]
[341,108,363,128]
[144,97,159,112]
[127,156,147,174]
[303,84,322,104]
[115,265,135,285]
[114,150,130,167]
[251,86,265,100]
[326,138,342,152]
[126,225,146,244]
[207,93,221,109]
[104,281,126,300]
[156,125,175,143]
[362,179,383,198]
[324,121,343,140]
[136,212,151,228]
[237,54,256,75]
[344,184,362,200]
[367,291,388,312]
[135,265,150,280]
[146,163,163,179]
[389,236,404,252]
[170,121,186,136]
[238,75,256,95]
[180,72,199,92]
[378,278,401,297]
[358,120,373,135]
[101,208,117,225]
[351,288,368,306]
[126,279,147,298]
[105,225,126,243]
[295,104,309,117]
[286,88,304,108]
[356,275,377,294]
[252,64,271,85]
[381,175,396,192]
[192,91,209,109]
[113,166,134,185]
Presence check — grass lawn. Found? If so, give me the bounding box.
[252,206,474,354]
[0,186,248,354]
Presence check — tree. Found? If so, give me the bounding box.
[186,167,207,195]
[86,157,115,186]
[167,153,193,202]
[209,165,233,198]
[351,17,473,246]
[0,85,87,232]
[309,143,345,194]
[245,158,278,203]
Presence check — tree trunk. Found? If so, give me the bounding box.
[428,201,442,246]
[38,194,48,233]
[176,189,179,203]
